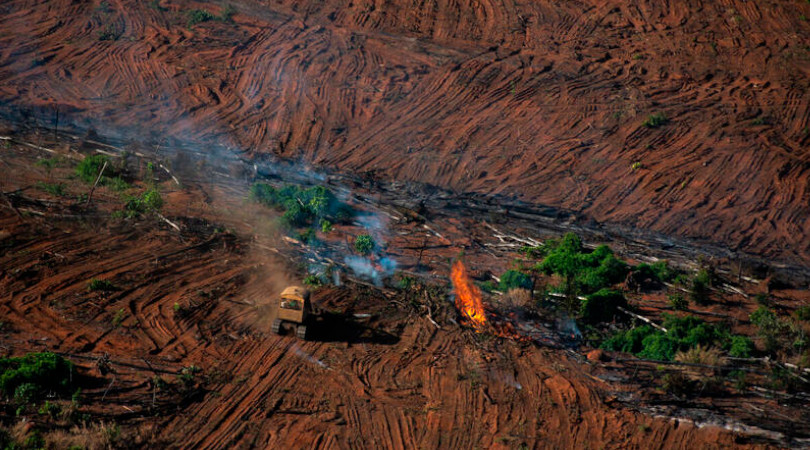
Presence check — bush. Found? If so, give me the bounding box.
[0,352,74,400]
[297,227,317,244]
[689,269,712,305]
[668,293,689,311]
[501,288,532,310]
[36,182,66,197]
[499,270,532,291]
[538,233,630,305]
[478,280,497,293]
[75,155,111,183]
[319,219,333,233]
[576,247,628,294]
[642,112,668,128]
[303,274,322,288]
[249,183,350,229]
[354,234,375,256]
[38,400,61,419]
[634,261,678,284]
[106,176,130,192]
[187,9,216,27]
[88,278,118,292]
[662,371,694,396]
[220,4,236,22]
[728,335,755,358]
[602,314,746,361]
[142,188,163,210]
[750,307,807,357]
[602,325,656,355]
[122,188,163,218]
[795,306,810,322]
[749,306,775,327]
[580,289,627,324]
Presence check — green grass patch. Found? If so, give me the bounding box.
[642,112,668,128]
[76,154,119,183]
[106,176,130,192]
[36,182,67,197]
[187,9,216,27]
[119,188,163,218]
[88,278,118,292]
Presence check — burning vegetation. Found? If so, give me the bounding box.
[451,259,487,329]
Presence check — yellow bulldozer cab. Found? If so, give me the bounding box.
[277,286,310,323]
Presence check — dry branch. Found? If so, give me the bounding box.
[85,160,108,206]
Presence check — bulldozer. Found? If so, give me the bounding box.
[271,286,312,340]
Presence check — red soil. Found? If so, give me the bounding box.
[0,144,777,448]
[1,0,810,268]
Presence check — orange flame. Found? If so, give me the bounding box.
[451,260,487,328]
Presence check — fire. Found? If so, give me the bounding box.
[451,260,487,328]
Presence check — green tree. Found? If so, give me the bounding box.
[581,289,627,324]
[499,270,532,291]
[354,234,375,256]
[537,233,584,312]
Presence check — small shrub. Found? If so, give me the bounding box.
[319,219,333,233]
[297,228,317,244]
[354,234,375,256]
[728,335,754,358]
[642,113,669,128]
[88,278,118,292]
[97,25,121,41]
[499,270,532,291]
[501,288,532,310]
[668,293,689,311]
[635,261,678,284]
[661,371,694,396]
[141,188,163,210]
[36,156,67,171]
[689,269,712,305]
[674,345,724,367]
[795,305,810,322]
[75,155,111,183]
[122,188,163,218]
[177,365,202,392]
[602,325,657,355]
[749,306,775,327]
[303,275,322,288]
[38,400,61,419]
[106,176,130,192]
[148,0,166,10]
[112,309,126,328]
[13,383,38,405]
[187,9,216,27]
[730,370,747,391]
[36,182,66,197]
[750,307,808,357]
[220,4,236,22]
[580,289,627,324]
[478,280,497,293]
